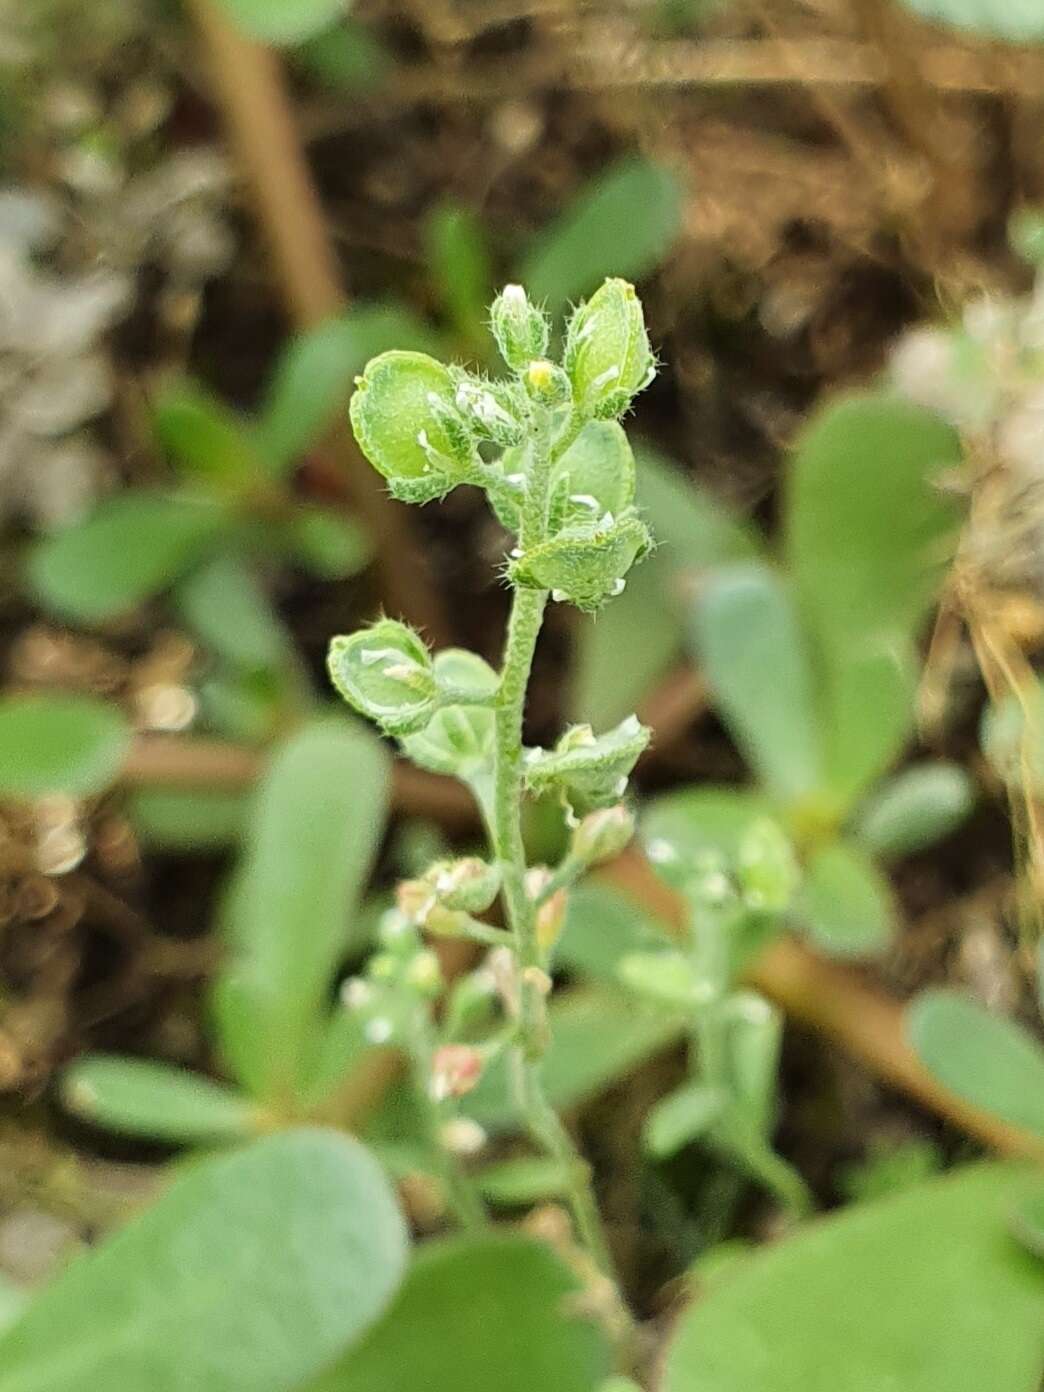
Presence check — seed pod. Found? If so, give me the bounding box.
[509,509,652,611]
[327,619,436,736]
[572,804,635,866]
[490,284,550,372]
[428,856,502,915]
[523,714,651,814]
[564,278,655,419]
[349,350,470,488]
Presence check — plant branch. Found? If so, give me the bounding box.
[603,849,1044,1161]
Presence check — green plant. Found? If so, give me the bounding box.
[589,392,973,1204]
[662,1162,1044,1392]
[329,277,657,1289]
[639,392,974,956]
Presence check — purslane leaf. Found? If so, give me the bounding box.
[0,694,130,798]
[62,1056,258,1144]
[307,1232,611,1392]
[691,563,823,803]
[0,1130,409,1392]
[216,720,389,1102]
[28,493,225,623]
[908,990,1044,1140]
[663,1163,1044,1392]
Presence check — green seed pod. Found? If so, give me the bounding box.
[490,284,550,372]
[571,804,635,866]
[523,714,651,814]
[349,350,471,489]
[327,619,437,736]
[426,856,502,914]
[508,509,652,611]
[564,278,655,419]
[552,420,636,524]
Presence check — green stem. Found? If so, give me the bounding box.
[490,406,620,1286]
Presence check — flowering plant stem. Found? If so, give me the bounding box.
[489,408,619,1283]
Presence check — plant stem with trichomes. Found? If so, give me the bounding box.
[489,408,619,1283]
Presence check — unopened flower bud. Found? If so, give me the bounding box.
[327,619,436,736]
[440,1117,487,1156]
[572,804,635,865]
[349,350,470,486]
[524,358,571,407]
[490,284,550,372]
[526,867,568,952]
[564,278,655,419]
[406,948,443,996]
[431,1043,484,1100]
[454,377,524,448]
[429,856,501,915]
[396,877,436,925]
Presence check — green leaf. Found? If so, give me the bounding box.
[556,880,669,980]
[175,554,292,671]
[645,1083,728,1158]
[308,1233,610,1392]
[217,720,389,1101]
[853,763,975,858]
[254,305,442,475]
[215,0,350,45]
[820,645,916,807]
[284,505,372,579]
[474,1156,574,1205]
[520,157,684,312]
[571,443,760,726]
[296,19,390,91]
[691,563,822,802]
[154,382,263,491]
[0,1280,25,1337]
[29,492,225,623]
[786,393,963,661]
[0,1129,408,1392]
[663,1163,1044,1392]
[798,841,894,958]
[127,788,248,850]
[642,786,772,888]
[894,0,1044,41]
[908,990,1044,1140]
[1013,1184,1044,1260]
[466,983,684,1131]
[618,950,706,1006]
[425,201,495,353]
[62,1056,257,1144]
[981,679,1044,796]
[0,694,129,798]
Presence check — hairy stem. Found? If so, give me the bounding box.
[490,409,620,1284]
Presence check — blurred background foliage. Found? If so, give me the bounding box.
[0,0,1042,1385]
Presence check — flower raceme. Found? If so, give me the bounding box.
[346,279,654,611]
[329,281,658,1285]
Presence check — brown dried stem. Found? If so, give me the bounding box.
[184,0,448,642]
